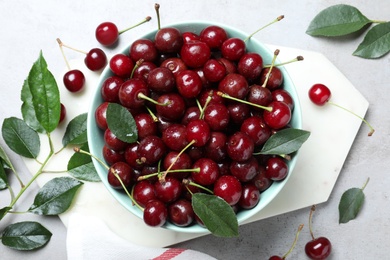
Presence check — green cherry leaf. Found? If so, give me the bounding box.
[62,113,88,147]
[353,22,390,58]
[0,161,8,190]
[0,206,12,220]
[192,193,238,237]
[0,144,15,171]
[67,143,100,182]
[27,51,61,133]
[306,4,371,36]
[106,103,138,143]
[1,117,40,159]
[257,128,310,155]
[28,177,83,215]
[1,221,52,251]
[21,78,46,133]
[338,178,369,224]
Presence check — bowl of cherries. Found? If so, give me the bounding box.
[88,20,304,235]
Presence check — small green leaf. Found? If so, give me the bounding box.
[338,178,369,223]
[21,79,46,133]
[257,128,310,155]
[306,4,371,36]
[353,22,390,58]
[0,143,15,171]
[62,113,88,147]
[192,193,238,237]
[67,143,100,182]
[1,117,40,159]
[28,177,83,215]
[106,103,138,143]
[1,221,52,250]
[0,161,8,190]
[28,51,61,133]
[0,206,12,220]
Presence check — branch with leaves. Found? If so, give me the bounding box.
[0,52,98,251]
[306,4,390,59]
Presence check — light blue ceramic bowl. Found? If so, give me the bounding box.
[87,20,302,234]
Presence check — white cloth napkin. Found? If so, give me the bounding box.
[66,213,217,260]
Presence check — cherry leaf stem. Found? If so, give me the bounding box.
[327,101,375,136]
[217,91,272,112]
[118,16,152,35]
[244,15,284,42]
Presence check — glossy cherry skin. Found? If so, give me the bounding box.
[137,135,166,165]
[154,176,183,203]
[204,103,230,131]
[154,27,183,53]
[101,76,124,103]
[265,157,288,181]
[203,59,227,83]
[240,116,271,146]
[95,102,109,130]
[63,69,85,92]
[109,53,134,78]
[162,124,189,151]
[237,52,263,82]
[59,103,66,124]
[107,161,133,189]
[272,89,294,111]
[175,69,203,98]
[156,93,186,121]
[251,165,273,192]
[95,21,119,46]
[168,199,195,227]
[247,84,273,109]
[305,237,332,260]
[129,38,158,62]
[104,128,127,151]
[260,66,283,90]
[199,25,228,50]
[218,73,249,99]
[227,131,254,162]
[85,48,107,71]
[221,37,246,61]
[213,175,242,206]
[118,78,149,109]
[263,101,291,130]
[191,158,220,186]
[238,183,260,209]
[143,199,168,227]
[134,113,157,140]
[309,83,331,106]
[204,131,228,163]
[268,256,283,260]
[133,180,156,208]
[180,40,211,68]
[160,57,188,76]
[230,156,259,182]
[102,145,125,165]
[132,61,157,82]
[186,119,211,147]
[147,67,176,93]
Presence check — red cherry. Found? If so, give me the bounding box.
[305,237,332,260]
[308,83,331,106]
[84,48,107,71]
[63,69,85,92]
[95,22,119,46]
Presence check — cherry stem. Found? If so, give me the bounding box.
[159,140,195,182]
[138,168,199,181]
[56,38,87,55]
[130,59,144,79]
[199,94,213,119]
[244,15,284,42]
[308,204,316,240]
[327,101,375,136]
[262,49,279,88]
[137,93,169,106]
[74,147,109,170]
[56,38,71,71]
[263,55,304,68]
[145,106,159,122]
[182,179,214,194]
[155,3,161,30]
[282,224,304,259]
[118,16,151,35]
[217,91,272,112]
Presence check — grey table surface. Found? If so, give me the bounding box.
[0,0,389,259]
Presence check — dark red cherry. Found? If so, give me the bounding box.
[59,103,66,124]
[129,38,158,62]
[260,67,283,90]
[132,61,157,82]
[162,124,189,151]
[137,135,166,165]
[217,57,237,74]
[102,145,124,165]
[154,27,183,53]
[263,101,291,130]
[147,67,176,93]
[109,53,134,78]
[163,151,192,174]
[186,119,211,147]
[175,69,203,98]
[204,131,228,163]
[238,183,260,209]
[227,131,254,162]
[154,176,183,203]
[104,128,127,151]
[229,156,259,182]
[182,31,200,43]
[218,73,249,99]
[134,113,157,140]
[213,175,242,206]
[203,59,227,83]
[247,84,273,109]
[181,106,201,125]
[160,57,188,76]
[204,103,230,131]
[85,48,107,71]
[221,37,246,61]
[305,237,332,260]
[180,41,211,68]
[156,93,186,121]
[63,69,85,92]
[168,199,195,227]
[265,157,288,181]
[272,89,294,111]
[124,143,144,170]
[199,25,228,50]
[95,102,109,130]
[308,83,331,106]
[240,116,271,146]
[101,76,124,103]
[107,161,133,189]
[191,158,220,186]
[118,78,149,109]
[251,165,273,192]
[95,22,119,46]
[237,52,263,81]
[133,180,156,208]
[143,199,168,227]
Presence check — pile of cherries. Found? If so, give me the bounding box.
[94,23,296,228]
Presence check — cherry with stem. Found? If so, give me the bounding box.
[269,223,304,260]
